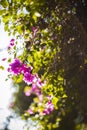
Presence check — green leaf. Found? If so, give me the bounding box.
[0,10,5,15]
[84,59,87,64]
[12,74,23,83]
[52,97,58,109]
[4,24,9,31]
[0,66,4,70]
[8,58,11,63]
[0,0,9,8]
[27,54,33,63]
[16,75,23,83]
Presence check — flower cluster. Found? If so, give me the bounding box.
[8,58,54,116]
[42,100,54,115]
[27,99,54,116]
[9,59,22,75]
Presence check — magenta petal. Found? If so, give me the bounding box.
[10,42,14,46]
[46,101,54,112]
[10,39,15,46]
[2,58,6,61]
[7,46,11,50]
[32,83,37,91]
[32,27,38,32]
[32,27,38,36]
[42,110,47,115]
[10,39,15,42]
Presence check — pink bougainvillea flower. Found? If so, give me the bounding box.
[10,39,15,46]
[42,101,54,115]
[36,78,42,88]
[9,59,22,75]
[32,83,41,96]
[10,42,14,46]
[32,27,38,36]
[32,74,38,82]
[7,68,11,72]
[46,101,54,110]
[36,79,46,88]
[35,88,41,96]
[7,46,11,50]
[7,39,15,50]
[32,27,38,32]
[25,89,31,96]
[10,39,15,43]
[42,110,47,115]
[27,109,34,115]
[47,95,53,100]
[33,74,46,88]
[32,83,37,91]
[2,58,6,61]
[23,72,34,85]
[38,94,43,101]
[45,101,54,113]
[42,109,51,115]
[21,64,32,74]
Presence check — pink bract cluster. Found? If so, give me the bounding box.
[42,100,54,115]
[8,58,54,116]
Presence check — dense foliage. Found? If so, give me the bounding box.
[0,0,87,129]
